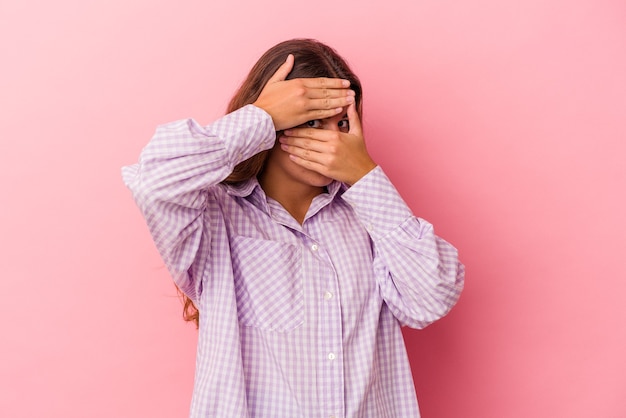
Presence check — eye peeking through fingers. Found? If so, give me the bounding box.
[301,116,350,132]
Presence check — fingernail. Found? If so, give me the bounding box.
[348,90,356,96]
[346,96,354,103]
[342,80,350,87]
[284,129,292,135]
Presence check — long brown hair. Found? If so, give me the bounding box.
[181,38,363,328]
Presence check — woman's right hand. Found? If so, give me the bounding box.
[253,54,355,131]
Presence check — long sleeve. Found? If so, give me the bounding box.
[341,166,465,329]
[121,104,276,300]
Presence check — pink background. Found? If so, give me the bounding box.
[1,0,625,417]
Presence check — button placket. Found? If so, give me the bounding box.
[305,232,344,416]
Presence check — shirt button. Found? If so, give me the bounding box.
[328,352,336,360]
[311,244,319,252]
[323,291,333,300]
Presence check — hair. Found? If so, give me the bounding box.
[180,38,363,328]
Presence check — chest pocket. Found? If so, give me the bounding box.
[230,236,303,332]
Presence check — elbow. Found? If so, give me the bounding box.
[432,261,465,319]
[402,262,465,329]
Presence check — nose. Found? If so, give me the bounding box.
[324,121,340,132]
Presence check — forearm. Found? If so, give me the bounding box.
[122,104,275,211]
[121,105,276,296]
[342,167,465,328]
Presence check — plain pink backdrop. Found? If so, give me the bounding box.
[1,0,625,417]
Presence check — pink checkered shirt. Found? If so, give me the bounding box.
[122,105,464,417]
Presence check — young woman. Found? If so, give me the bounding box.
[123,38,464,418]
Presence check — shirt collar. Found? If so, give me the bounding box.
[224,177,348,229]
[224,178,347,224]
[224,178,260,198]
[224,177,345,200]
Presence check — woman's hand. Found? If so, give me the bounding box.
[253,54,356,131]
[278,102,377,186]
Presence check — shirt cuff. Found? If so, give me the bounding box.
[209,104,276,166]
[340,166,415,239]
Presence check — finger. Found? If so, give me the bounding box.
[306,88,355,100]
[267,54,294,84]
[279,135,329,152]
[347,101,362,135]
[283,127,335,141]
[279,135,328,163]
[287,153,329,177]
[302,77,351,89]
[307,96,354,111]
[280,142,323,162]
[299,107,345,121]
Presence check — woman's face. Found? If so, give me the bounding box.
[264,109,350,189]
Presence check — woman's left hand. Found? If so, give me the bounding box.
[278,102,377,186]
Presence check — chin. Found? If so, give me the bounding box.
[312,178,333,188]
[305,172,334,188]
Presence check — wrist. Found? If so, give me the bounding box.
[345,161,377,186]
